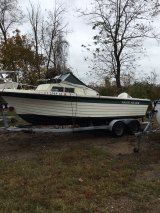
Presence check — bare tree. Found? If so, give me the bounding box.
[41,1,69,73]
[27,1,42,79]
[0,0,24,43]
[80,0,160,88]
[50,35,69,71]
[27,1,69,78]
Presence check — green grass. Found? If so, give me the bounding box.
[0,111,160,212]
[126,180,160,201]
[0,110,28,128]
[0,144,159,213]
[7,110,28,125]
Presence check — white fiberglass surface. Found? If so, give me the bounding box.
[36,84,50,91]
[3,96,148,118]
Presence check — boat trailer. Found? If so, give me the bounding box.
[0,108,144,138]
[2,108,159,153]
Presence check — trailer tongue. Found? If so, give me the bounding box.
[134,101,160,152]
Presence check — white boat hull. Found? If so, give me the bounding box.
[2,91,150,125]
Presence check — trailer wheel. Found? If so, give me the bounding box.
[112,122,125,137]
[127,120,140,135]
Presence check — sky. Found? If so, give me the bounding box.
[18,0,160,84]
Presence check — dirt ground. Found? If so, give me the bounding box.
[0,128,160,212]
[0,128,159,160]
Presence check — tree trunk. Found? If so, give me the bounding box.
[116,75,121,88]
[116,61,121,88]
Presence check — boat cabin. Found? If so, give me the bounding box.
[36,72,100,97]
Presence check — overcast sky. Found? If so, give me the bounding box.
[18,0,160,84]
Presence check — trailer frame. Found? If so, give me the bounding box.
[0,109,145,137]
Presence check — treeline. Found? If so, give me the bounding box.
[0,0,160,92]
[90,81,160,101]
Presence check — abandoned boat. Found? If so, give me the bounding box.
[0,72,150,125]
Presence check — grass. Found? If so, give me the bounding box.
[0,111,160,212]
[0,144,160,213]
[0,109,28,128]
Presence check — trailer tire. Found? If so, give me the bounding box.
[112,122,125,137]
[127,120,140,135]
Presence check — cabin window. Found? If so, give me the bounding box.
[51,86,64,92]
[65,87,74,93]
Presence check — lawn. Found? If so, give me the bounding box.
[0,111,160,212]
[0,140,160,213]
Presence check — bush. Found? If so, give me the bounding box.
[95,81,160,101]
[127,82,160,100]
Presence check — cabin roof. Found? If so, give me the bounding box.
[54,72,87,87]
